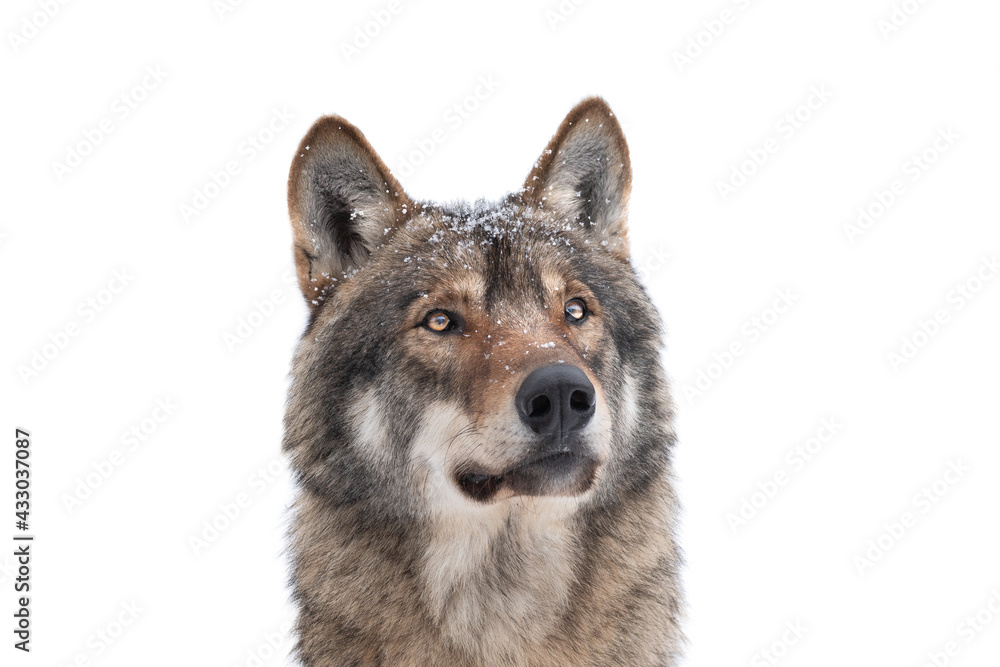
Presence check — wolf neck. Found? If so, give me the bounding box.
[292,476,679,666]
[420,495,582,663]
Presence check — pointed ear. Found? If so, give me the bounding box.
[287,116,412,311]
[522,97,632,260]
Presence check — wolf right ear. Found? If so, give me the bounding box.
[287,116,412,311]
[522,97,632,260]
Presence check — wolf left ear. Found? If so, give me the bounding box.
[287,116,412,311]
[522,97,632,260]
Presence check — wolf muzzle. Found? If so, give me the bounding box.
[457,364,599,502]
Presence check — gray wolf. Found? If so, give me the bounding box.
[282,97,682,666]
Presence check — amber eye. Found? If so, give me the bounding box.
[565,299,587,322]
[424,310,456,333]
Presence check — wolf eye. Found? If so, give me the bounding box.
[423,310,457,333]
[565,299,587,322]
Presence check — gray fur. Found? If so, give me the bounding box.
[283,97,683,666]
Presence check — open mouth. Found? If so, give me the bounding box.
[457,450,598,502]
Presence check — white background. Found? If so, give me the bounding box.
[2,0,999,665]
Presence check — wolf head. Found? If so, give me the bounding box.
[284,97,670,515]
[283,98,679,665]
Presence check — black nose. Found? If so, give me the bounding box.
[516,365,596,440]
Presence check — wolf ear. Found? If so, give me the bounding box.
[287,116,412,311]
[522,97,632,260]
